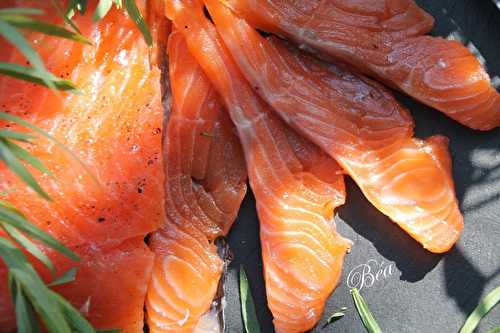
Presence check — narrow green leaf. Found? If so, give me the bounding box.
[10,268,71,333]
[0,130,35,142]
[0,19,54,89]
[1,14,91,44]
[14,282,41,333]
[239,265,261,333]
[93,0,114,22]
[0,8,44,16]
[486,327,500,333]
[66,0,89,18]
[1,222,56,275]
[50,0,82,34]
[0,63,77,91]
[323,307,347,329]
[460,286,500,333]
[0,236,35,272]
[123,0,152,46]
[0,63,76,91]
[3,139,52,176]
[97,329,121,333]
[0,138,50,200]
[52,291,96,333]
[0,239,71,333]
[351,288,383,333]
[49,267,78,287]
[0,202,79,262]
[0,111,99,187]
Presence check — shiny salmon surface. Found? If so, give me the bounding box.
[205,1,463,253]
[0,1,164,331]
[165,2,351,332]
[146,31,247,332]
[221,0,500,130]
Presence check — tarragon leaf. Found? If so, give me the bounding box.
[93,0,114,22]
[0,14,91,44]
[13,281,41,333]
[49,267,78,287]
[0,8,44,16]
[0,138,50,200]
[0,129,35,142]
[123,0,152,46]
[0,201,79,261]
[0,111,98,187]
[460,286,500,333]
[3,139,52,177]
[1,222,56,275]
[240,265,261,333]
[0,19,54,89]
[0,63,76,91]
[351,288,383,333]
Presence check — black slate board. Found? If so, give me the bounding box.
[222,1,500,332]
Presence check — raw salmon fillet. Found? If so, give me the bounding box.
[0,1,164,331]
[221,0,500,130]
[146,31,247,332]
[165,3,351,332]
[206,1,464,253]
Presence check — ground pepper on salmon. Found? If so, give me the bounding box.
[0,1,165,331]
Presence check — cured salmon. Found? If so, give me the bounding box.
[165,2,351,332]
[0,1,164,331]
[145,31,247,332]
[205,1,464,253]
[220,0,500,130]
[0,0,165,248]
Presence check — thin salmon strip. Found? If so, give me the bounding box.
[146,31,247,332]
[220,0,500,130]
[0,1,164,331]
[165,3,351,332]
[205,1,464,253]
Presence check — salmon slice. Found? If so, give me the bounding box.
[205,1,464,253]
[165,3,351,332]
[145,31,247,332]
[220,0,500,130]
[0,0,165,248]
[0,1,164,331]
[0,238,154,333]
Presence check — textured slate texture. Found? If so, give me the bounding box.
[224,1,500,332]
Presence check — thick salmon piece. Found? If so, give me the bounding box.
[0,1,164,331]
[0,1,165,247]
[220,0,500,130]
[206,1,464,253]
[146,31,247,332]
[165,3,351,332]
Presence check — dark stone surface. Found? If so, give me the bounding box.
[224,1,500,332]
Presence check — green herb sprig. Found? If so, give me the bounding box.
[0,112,102,331]
[351,288,383,333]
[65,0,152,46]
[239,265,262,333]
[323,306,347,329]
[0,2,137,331]
[460,286,500,333]
[0,7,85,90]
